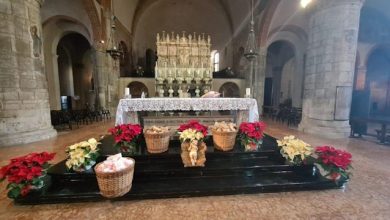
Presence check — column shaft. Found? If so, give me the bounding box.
[299,0,364,138]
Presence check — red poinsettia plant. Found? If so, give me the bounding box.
[0,152,55,199]
[309,146,352,181]
[178,120,208,136]
[109,123,143,154]
[238,121,267,151]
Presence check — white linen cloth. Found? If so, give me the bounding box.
[115,98,259,125]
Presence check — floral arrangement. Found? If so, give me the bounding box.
[277,135,313,165]
[65,138,100,172]
[0,152,55,199]
[238,121,267,151]
[178,120,208,143]
[109,123,143,153]
[310,146,352,180]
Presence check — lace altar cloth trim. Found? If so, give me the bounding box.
[115,98,259,125]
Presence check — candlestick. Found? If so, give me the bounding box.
[245,88,251,98]
[246,88,250,95]
[125,88,130,96]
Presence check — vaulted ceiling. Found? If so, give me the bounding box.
[113,0,269,34]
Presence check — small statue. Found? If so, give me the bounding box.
[30,26,42,58]
[136,66,144,76]
[162,31,166,41]
[188,139,199,166]
[178,86,183,98]
[168,86,174,97]
[195,86,201,97]
[159,88,165,97]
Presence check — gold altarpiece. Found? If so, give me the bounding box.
[155,31,213,97]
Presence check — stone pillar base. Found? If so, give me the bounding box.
[298,118,350,139]
[0,127,57,147]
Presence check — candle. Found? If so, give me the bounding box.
[246,88,251,96]
[125,88,130,96]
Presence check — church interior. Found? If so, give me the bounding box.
[1,0,390,219]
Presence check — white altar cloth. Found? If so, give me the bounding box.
[115,98,259,125]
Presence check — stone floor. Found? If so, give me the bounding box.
[1,119,390,220]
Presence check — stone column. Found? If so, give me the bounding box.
[92,46,107,110]
[0,0,56,146]
[272,66,283,106]
[253,48,266,116]
[299,0,364,138]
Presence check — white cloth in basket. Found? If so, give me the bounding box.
[96,153,133,173]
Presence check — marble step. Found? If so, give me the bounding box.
[15,168,344,205]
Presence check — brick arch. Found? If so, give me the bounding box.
[258,0,281,47]
[82,0,102,43]
[219,82,240,98]
[127,81,149,98]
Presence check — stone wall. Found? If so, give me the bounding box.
[0,0,56,146]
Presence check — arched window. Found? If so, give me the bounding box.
[211,50,220,72]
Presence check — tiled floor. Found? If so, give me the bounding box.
[1,119,390,220]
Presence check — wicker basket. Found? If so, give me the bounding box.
[94,158,135,198]
[144,131,170,153]
[212,129,237,151]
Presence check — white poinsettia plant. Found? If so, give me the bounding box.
[65,138,100,171]
[179,128,204,143]
[277,135,313,165]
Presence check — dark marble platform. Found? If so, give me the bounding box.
[14,135,347,205]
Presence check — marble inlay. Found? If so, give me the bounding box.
[1,119,390,219]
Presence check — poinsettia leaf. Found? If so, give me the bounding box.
[7,187,21,199]
[340,172,349,179]
[42,163,51,169]
[32,177,42,185]
[6,183,18,190]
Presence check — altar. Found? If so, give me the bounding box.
[115,98,259,126]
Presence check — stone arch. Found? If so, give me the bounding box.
[56,33,93,110]
[364,45,390,115]
[258,0,281,47]
[43,16,93,110]
[265,40,300,107]
[267,25,308,46]
[82,0,102,43]
[265,28,307,108]
[219,82,240,98]
[127,81,149,98]
[364,44,390,67]
[43,16,92,55]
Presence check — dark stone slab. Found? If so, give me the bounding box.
[14,135,348,205]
